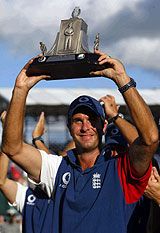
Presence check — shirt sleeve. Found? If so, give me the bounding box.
[28,150,62,198]
[14,182,28,213]
[117,153,152,204]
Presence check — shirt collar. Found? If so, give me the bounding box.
[66,146,112,169]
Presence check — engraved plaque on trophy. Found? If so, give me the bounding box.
[27,7,107,80]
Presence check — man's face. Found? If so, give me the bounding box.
[70,108,103,152]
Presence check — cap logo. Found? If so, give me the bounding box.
[111,128,119,135]
[78,96,90,103]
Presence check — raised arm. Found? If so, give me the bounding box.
[92,50,159,177]
[1,59,51,182]
[0,111,18,204]
[32,112,50,154]
[0,151,18,204]
[100,95,139,145]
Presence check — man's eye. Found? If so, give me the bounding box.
[73,119,82,123]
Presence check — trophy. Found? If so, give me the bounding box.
[27,7,107,80]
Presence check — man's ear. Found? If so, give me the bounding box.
[103,120,108,135]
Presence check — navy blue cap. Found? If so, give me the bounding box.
[67,95,105,125]
[105,123,128,147]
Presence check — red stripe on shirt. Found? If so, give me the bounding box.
[117,153,152,204]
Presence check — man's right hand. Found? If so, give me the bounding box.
[15,58,51,92]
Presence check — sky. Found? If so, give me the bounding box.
[0,0,160,89]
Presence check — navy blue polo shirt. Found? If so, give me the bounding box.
[36,148,151,233]
[22,187,54,233]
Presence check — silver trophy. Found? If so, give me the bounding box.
[27,7,106,80]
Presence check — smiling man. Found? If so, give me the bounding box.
[2,50,159,233]
[67,96,106,169]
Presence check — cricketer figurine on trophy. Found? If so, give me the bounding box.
[27,7,108,80]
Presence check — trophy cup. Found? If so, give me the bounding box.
[27,7,107,80]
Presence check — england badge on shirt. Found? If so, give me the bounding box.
[92,172,101,189]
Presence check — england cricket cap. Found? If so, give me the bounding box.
[105,123,128,147]
[67,95,105,125]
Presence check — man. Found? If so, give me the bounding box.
[2,50,159,233]
[144,166,160,233]
[0,111,55,233]
[0,153,54,233]
[102,93,160,233]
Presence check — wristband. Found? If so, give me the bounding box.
[118,78,136,94]
[108,113,123,124]
[32,136,44,148]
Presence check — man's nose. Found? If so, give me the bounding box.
[81,120,90,131]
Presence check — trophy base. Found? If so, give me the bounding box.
[26,53,108,80]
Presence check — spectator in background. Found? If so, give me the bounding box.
[105,122,128,156]
[0,111,21,233]
[0,111,54,233]
[145,166,160,205]
[144,166,160,233]
[101,95,160,233]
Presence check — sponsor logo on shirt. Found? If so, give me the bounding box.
[26,194,36,205]
[59,172,71,188]
[92,172,101,189]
